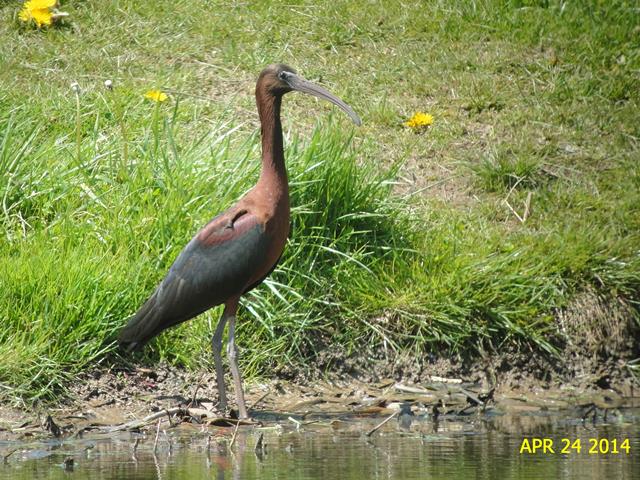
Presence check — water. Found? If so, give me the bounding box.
[1,411,638,479]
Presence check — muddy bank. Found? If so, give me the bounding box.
[0,348,637,443]
[0,289,637,441]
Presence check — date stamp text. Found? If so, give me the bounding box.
[519,438,631,455]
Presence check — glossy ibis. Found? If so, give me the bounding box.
[118,64,361,419]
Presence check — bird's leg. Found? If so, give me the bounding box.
[211,311,229,414]
[227,314,249,419]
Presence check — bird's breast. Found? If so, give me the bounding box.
[244,192,289,288]
[262,203,290,261]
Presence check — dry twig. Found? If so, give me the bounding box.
[229,420,241,448]
[366,412,398,437]
[153,419,162,453]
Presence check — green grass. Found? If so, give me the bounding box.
[0,0,639,402]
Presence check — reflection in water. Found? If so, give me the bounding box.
[0,411,638,480]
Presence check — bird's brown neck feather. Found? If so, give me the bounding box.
[256,87,287,193]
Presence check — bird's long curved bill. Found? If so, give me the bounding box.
[287,75,362,126]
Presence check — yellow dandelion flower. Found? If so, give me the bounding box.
[19,0,57,27]
[144,89,168,103]
[19,7,53,27]
[404,112,434,131]
[29,8,53,26]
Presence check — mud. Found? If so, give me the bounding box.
[0,348,637,444]
[0,288,637,442]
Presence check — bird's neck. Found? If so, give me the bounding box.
[256,92,288,191]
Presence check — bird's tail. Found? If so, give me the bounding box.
[118,293,163,351]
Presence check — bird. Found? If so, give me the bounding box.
[118,64,361,419]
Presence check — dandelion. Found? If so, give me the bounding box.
[144,89,168,103]
[104,79,113,90]
[145,89,168,155]
[18,0,64,28]
[404,112,434,132]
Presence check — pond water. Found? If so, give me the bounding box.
[1,410,638,480]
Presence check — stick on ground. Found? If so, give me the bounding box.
[366,411,398,437]
[229,420,241,448]
[153,419,161,453]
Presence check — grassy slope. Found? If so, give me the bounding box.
[0,0,638,401]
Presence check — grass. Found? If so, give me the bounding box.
[0,0,639,402]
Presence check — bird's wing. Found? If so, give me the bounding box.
[118,211,270,348]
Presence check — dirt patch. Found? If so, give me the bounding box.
[395,155,475,209]
[558,287,637,359]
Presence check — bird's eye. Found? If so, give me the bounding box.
[278,71,289,81]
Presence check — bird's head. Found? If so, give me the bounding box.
[258,63,361,126]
